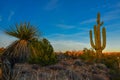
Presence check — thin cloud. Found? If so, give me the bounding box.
[90,3,111,11]
[116,2,120,8]
[56,24,76,29]
[80,18,96,24]
[109,2,120,9]
[0,16,2,21]
[81,1,120,25]
[44,0,59,10]
[102,9,120,22]
[80,9,120,24]
[78,27,90,32]
[105,23,120,29]
[8,11,15,21]
[47,32,88,41]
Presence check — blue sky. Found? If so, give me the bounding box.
[0,0,120,52]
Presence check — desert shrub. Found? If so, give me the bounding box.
[28,38,57,66]
[0,48,5,57]
[80,48,120,80]
[101,54,120,69]
[28,53,57,66]
[80,48,96,63]
[97,53,120,70]
[64,50,82,59]
[95,53,120,80]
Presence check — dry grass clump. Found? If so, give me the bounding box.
[64,50,83,59]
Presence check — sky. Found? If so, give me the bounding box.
[0,0,120,52]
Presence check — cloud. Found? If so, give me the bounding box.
[105,36,120,52]
[45,32,90,52]
[80,9,120,24]
[50,40,89,52]
[56,24,76,29]
[44,0,59,10]
[102,9,120,21]
[115,2,120,8]
[8,11,15,21]
[81,1,120,25]
[80,18,96,24]
[0,16,2,21]
[47,32,88,41]
[105,22,120,29]
[90,3,111,11]
[109,2,120,9]
[0,32,18,47]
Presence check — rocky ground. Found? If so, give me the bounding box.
[12,58,110,80]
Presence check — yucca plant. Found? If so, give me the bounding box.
[2,22,39,62]
[1,22,40,80]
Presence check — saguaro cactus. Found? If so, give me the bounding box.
[89,13,106,54]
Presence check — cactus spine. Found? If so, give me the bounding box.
[89,13,106,54]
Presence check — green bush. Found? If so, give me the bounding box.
[28,38,57,66]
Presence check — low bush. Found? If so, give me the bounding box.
[28,38,57,66]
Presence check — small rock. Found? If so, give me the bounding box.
[60,61,71,66]
[95,63,107,70]
[92,74,110,80]
[48,65,66,70]
[66,70,82,80]
[73,59,83,66]
[32,64,39,70]
[57,54,67,61]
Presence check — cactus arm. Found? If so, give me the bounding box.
[97,24,101,50]
[101,27,106,50]
[94,25,98,49]
[96,13,103,50]
[89,30,96,49]
[97,12,100,24]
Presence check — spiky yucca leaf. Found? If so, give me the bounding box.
[5,23,38,41]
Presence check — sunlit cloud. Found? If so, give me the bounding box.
[105,36,120,52]
[0,31,18,48]
[46,32,90,52]
[44,0,59,10]
[50,40,90,52]
[8,11,15,21]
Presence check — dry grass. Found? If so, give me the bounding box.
[0,68,2,79]
[0,47,5,54]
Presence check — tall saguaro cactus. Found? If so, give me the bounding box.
[89,13,106,54]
